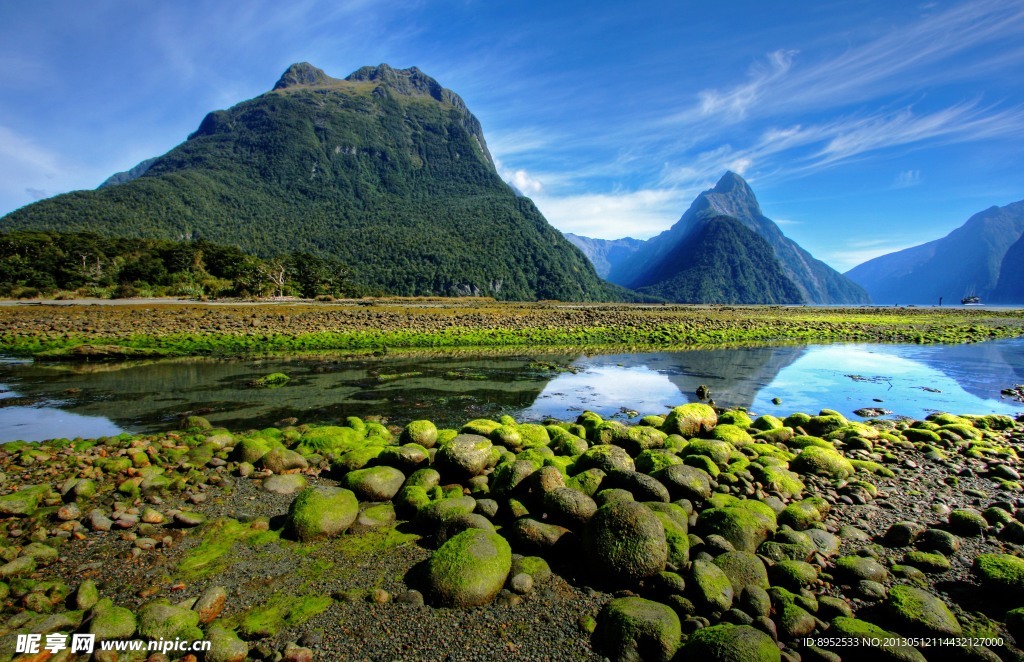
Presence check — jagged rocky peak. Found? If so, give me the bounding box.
[273,62,337,90]
[345,63,465,108]
[700,171,762,220]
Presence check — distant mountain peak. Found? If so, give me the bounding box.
[345,63,454,104]
[712,170,751,194]
[701,171,761,220]
[273,62,336,90]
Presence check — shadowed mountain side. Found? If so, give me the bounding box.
[991,233,1024,303]
[1,63,622,302]
[846,200,1024,304]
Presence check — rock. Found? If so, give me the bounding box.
[436,434,493,478]
[262,473,308,495]
[206,624,249,662]
[260,447,308,473]
[89,509,114,531]
[827,616,925,661]
[790,446,855,479]
[174,511,206,527]
[835,555,889,583]
[20,542,58,566]
[855,580,888,601]
[75,579,100,610]
[696,501,777,553]
[137,600,203,641]
[435,513,495,545]
[344,466,406,501]
[713,551,769,596]
[973,553,1024,597]
[427,529,512,608]
[141,508,166,524]
[778,602,817,639]
[595,596,681,662]
[0,555,35,578]
[663,403,717,437]
[509,572,533,594]
[884,585,962,637]
[283,642,314,662]
[655,465,712,500]
[948,509,987,536]
[508,518,575,556]
[56,502,81,521]
[883,521,926,547]
[286,487,359,541]
[401,420,438,448]
[682,623,781,662]
[544,487,598,529]
[416,496,477,529]
[770,560,819,589]
[575,445,636,474]
[778,496,830,531]
[90,599,137,641]
[195,585,228,624]
[510,555,552,584]
[356,503,397,530]
[689,559,734,612]
[1006,607,1024,644]
[901,550,951,573]
[605,469,671,503]
[583,500,668,586]
[0,485,46,516]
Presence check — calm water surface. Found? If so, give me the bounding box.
[1,338,1021,443]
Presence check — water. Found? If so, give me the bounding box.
[1,339,1021,443]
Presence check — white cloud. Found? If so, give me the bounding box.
[893,170,922,188]
[505,169,544,195]
[818,239,924,272]
[693,49,796,121]
[530,189,688,240]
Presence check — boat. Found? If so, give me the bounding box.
[962,295,982,305]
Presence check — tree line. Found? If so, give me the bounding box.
[0,231,363,299]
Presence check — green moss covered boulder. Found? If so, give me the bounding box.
[427,529,512,608]
[884,585,961,637]
[583,500,668,586]
[696,501,777,553]
[682,623,780,662]
[400,420,438,448]
[595,596,681,662]
[790,446,854,479]
[575,444,636,474]
[653,464,713,502]
[286,486,358,541]
[973,553,1024,601]
[662,403,717,437]
[436,434,494,478]
[137,600,203,642]
[827,616,926,661]
[343,465,407,501]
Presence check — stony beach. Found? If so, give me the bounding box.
[0,398,1022,661]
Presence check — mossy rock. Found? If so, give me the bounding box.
[717,409,753,429]
[948,509,988,536]
[286,487,358,541]
[137,600,202,641]
[785,435,834,450]
[770,559,818,589]
[575,444,635,474]
[618,426,668,456]
[583,500,667,586]
[0,485,48,517]
[696,501,777,553]
[662,403,717,437]
[689,559,734,612]
[635,449,683,474]
[653,510,690,569]
[973,553,1024,600]
[544,487,598,530]
[460,418,502,437]
[415,495,478,529]
[427,529,511,608]
[885,585,962,637]
[778,496,829,531]
[680,439,735,466]
[343,465,406,501]
[751,414,784,432]
[835,555,889,583]
[713,550,769,595]
[594,596,681,662]
[682,623,780,662]
[749,464,803,499]
[566,467,606,497]
[436,434,494,478]
[903,428,942,444]
[652,464,712,503]
[604,469,670,503]
[683,454,720,478]
[709,424,754,446]
[804,412,848,437]
[89,598,137,641]
[401,420,438,448]
[827,616,926,661]
[206,624,249,662]
[901,550,951,573]
[790,446,854,479]
[516,423,551,448]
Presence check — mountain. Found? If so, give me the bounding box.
[1,63,619,302]
[608,172,870,304]
[845,200,1024,304]
[988,231,1024,303]
[631,215,805,304]
[564,233,644,279]
[98,157,160,189]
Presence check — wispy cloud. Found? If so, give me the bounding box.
[893,170,923,189]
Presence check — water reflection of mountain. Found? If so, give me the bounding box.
[4,354,569,434]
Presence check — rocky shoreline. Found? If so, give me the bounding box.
[0,401,1022,661]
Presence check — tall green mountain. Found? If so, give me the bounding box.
[845,200,1024,304]
[1,63,619,301]
[606,172,869,304]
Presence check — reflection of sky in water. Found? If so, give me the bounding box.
[0,404,122,442]
[522,364,683,420]
[749,345,1022,420]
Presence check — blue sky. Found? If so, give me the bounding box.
[1,0,1022,271]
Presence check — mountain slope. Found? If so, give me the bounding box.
[633,216,804,304]
[564,233,644,279]
[1,63,617,302]
[988,233,1024,303]
[608,172,869,304]
[845,201,1024,304]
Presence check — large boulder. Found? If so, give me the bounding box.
[696,501,777,553]
[427,529,512,608]
[343,466,406,501]
[662,403,717,437]
[653,464,713,502]
[885,585,962,637]
[583,501,667,586]
[436,434,493,478]
[575,445,636,474]
[286,487,358,541]
[595,597,681,662]
[681,624,780,662]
